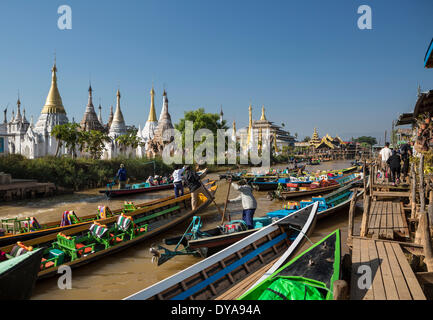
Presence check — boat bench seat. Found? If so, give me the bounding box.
[325,191,352,207]
[41,248,65,270]
[53,233,96,261]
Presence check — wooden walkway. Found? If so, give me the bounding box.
[350,238,426,300]
[366,200,409,240]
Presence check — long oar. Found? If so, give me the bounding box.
[221,179,232,224]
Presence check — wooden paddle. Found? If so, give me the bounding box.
[198,180,224,216]
[221,179,232,224]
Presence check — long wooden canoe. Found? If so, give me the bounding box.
[0,182,217,279]
[0,248,44,300]
[274,172,362,200]
[239,229,341,300]
[0,194,179,247]
[267,181,365,220]
[100,169,208,198]
[124,202,318,300]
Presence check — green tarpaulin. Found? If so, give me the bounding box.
[257,277,325,300]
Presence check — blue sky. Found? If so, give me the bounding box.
[0,0,432,142]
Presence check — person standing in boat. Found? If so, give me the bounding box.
[116,164,127,189]
[172,165,185,198]
[183,165,213,210]
[227,178,257,230]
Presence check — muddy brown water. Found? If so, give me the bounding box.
[0,160,362,299]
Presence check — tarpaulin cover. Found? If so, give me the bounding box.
[257,277,324,300]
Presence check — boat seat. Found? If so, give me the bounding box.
[122,202,138,213]
[133,205,181,225]
[53,233,96,261]
[40,248,65,270]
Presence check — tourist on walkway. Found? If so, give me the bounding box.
[387,150,401,184]
[116,164,127,189]
[379,142,392,181]
[399,141,412,181]
[172,165,185,198]
[227,178,257,230]
[183,165,212,210]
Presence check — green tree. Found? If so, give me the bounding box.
[354,136,377,146]
[51,123,81,158]
[303,136,311,142]
[83,130,111,159]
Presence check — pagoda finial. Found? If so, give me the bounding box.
[148,85,157,122]
[260,105,267,121]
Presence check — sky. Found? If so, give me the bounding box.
[0,0,432,143]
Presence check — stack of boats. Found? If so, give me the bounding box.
[0,179,217,299]
[0,164,364,300]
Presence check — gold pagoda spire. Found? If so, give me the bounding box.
[247,104,253,145]
[147,86,157,122]
[260,105,267,121]
[41,60,66,114]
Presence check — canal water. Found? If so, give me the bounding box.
[0,160,363,299]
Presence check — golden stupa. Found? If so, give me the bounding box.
[41,61,66,114]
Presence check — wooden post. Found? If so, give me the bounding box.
[221,180,232,224]
[360,194,371,237]
[333,280,348,300]
[420,153,426,216]
[362,160,367,192]
[411,163,417,219]
[347,188,358,240]
[369,165,373,197]
[423,203,433,272]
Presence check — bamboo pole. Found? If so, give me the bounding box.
[411,163,417,219]
[360,194,371,237]
[347,188,358,240]
[420,153,426,216]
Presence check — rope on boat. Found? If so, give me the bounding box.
[287,225,314,245]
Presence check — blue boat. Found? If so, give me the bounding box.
[267,182,364,220]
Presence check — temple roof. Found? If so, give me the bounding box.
[156,92,174,142]
[109,90,126,136]
[80,85,104,131]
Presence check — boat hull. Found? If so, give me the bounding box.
[124,203,318,300]
[0,248,44,300]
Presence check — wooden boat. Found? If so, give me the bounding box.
[100,169,208,198]
[157,216,275,264]
[251,166,360,191]
[124,202,318,300]
[0,193,182,247]
[273,172,362,200]
[238,229,341,300]
[267,181,364,220]
[0,248,44,300]
[0,182,217,279]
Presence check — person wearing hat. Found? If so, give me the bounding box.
[116,164,127,189]
[227,178,257,229]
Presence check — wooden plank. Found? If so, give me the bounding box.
[360,239,374,300]
[391,243,426,300]
[350,238,363,300]
[375,241,399,300]
[386,202,394,239]
[400,202,410,237]
[367,200,377,233]
[368,240,386,300]
[379,202,388,239]
[373,191,410,198]
[384,242,412,300]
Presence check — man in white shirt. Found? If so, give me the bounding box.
[379,142,392,180]
[172,165,185,198]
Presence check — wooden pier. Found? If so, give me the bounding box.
[350,237,426,300]
[0,179,56,202]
